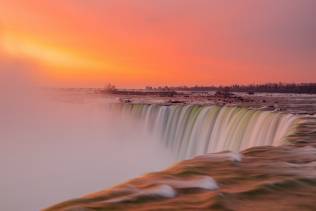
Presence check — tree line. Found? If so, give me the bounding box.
[145,83,316,94]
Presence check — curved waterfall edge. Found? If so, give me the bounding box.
[111,103,307,160]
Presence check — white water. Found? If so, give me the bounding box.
[119,104,301,160]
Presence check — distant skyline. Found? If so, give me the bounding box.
[0,0,315,88]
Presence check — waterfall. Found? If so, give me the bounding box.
[117,104,301,160]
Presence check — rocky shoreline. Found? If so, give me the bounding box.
[52,88,316,115]
[113,91,316,115]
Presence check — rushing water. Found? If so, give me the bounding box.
[117,104,302,159]
[45,102,316,211]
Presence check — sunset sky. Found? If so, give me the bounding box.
[0,0,315,88]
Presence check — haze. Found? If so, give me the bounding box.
[0,67,174,211]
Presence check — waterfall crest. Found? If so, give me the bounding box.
[118,104,301,160]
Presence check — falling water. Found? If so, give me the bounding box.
[117,104,301,160]
[45,103,316,211]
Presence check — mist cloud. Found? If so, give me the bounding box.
[0,61,174,211]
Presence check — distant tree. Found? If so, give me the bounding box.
[147,83,316,94]
[105,83,116,91]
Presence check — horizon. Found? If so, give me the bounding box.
[43,82,316,90]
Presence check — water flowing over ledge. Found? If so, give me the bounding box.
[44,104,316,211]
[44,137,316,211]
[117,104,303,160]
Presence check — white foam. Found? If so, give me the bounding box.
[104,185,176,203]
[163,176,219,190]
[199,151,242,162]
[139,184,177,198]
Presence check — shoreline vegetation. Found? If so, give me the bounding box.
[167,83,316,94]
[107,83,316,94]
[54,83,316,94]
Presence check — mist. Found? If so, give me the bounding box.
[0,63,174,211]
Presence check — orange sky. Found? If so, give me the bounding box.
[0,0,315,88]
